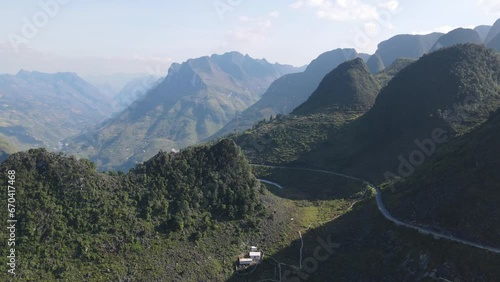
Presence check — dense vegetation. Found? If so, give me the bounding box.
[367,33,443,71]
[0,139,263,280]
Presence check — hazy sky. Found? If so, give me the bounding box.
[0,0,499,76]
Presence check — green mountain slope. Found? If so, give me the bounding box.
[299,44,500,179]
[292,58,380,115]
[0,139,265,280]
[485,18,500,44]
[474,25,492,42]
[0,71,111,150]
[210,49,360,138]
[230,58,380,165]
[368,33,443,71]
[63,52,300,170]
[375,57,417,87]
[227,45,500,282]
[487,33,500,51]
[386,109,500,247]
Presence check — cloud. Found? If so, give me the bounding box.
[226,17,273,44]
[378,1,400,13]
[222,12,279,48]
[290,0,381,21]
[269,11,280,18]
[477,0,500,15]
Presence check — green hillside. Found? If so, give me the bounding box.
[292,58,380,116]
[0,139,266,280]
[386,109,500,247]
[301,44,500,179]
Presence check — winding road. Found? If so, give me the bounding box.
[253,164,500,255]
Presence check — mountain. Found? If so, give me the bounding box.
[387,109,500,247]
[302,44,500,179]
[487,33,500,51]
[0,136,15,163]
[430,28,483,51]
[83,73,149,100]
[63,52,301,170]
[0,139,266,280]
[111,75,163,112]
[485,18,500,43]
[375,57,417,87]
[474,25,492,42]
[0,70,111,150]
[211,48,360,138]
[293,58,380,115]
[366,53,385,74]
[368,33,443,71]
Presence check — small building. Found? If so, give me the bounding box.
[239,258,253,266]
[249,252,261,261]
[250,246,258,252]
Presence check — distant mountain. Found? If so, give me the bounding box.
[293,58,380,115]
[111,75,163,112]
[357,53,372,62]
[367,33,443,72]
[0,70,111,150]
[485,18,500,43]
[211,48,360,138]
[0,139,262,280]
[474,25,492,42]
[64,52,301,170]
[366,53,385,74]
[83,73,149,100]
[430,28,483,51]
[487,33,500,51]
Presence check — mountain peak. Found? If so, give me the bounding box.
[368,43,500,136]
[293,57,380,115]
[485,18,500,43]
[305,48,358,74]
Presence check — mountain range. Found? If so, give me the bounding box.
[2,18,500,282]
[211,48,361,139]
[62,52,302,170]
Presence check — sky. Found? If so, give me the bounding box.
[0,0,499,76]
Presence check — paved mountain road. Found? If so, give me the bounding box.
[253,164,500,254]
